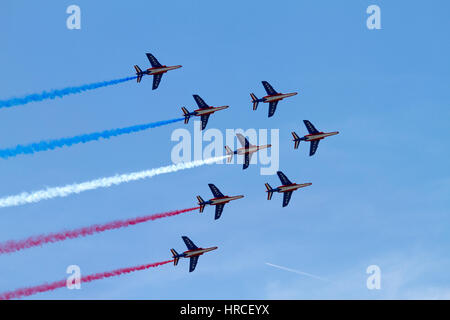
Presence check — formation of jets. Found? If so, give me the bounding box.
[134,53,339,272]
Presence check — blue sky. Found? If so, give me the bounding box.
[0,0,449,299]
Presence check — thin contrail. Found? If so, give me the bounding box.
[0,156,227,209]
[0,117,184,159]
[0,259,173,300]
[0,76,137,109]
[265,262,329,282]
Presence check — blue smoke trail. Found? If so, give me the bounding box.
[0,76,137,109]
[0,117,184,159]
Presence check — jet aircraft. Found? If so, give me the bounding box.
[292,120,339,156]
[225,133,271,170]
[170,236,218,272]
[182,95,229,130]
[134,53,182,89]
[196,184,244,220]
[250,81,298,117]
[265,171,312,207]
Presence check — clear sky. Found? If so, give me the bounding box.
[0,0,449,299]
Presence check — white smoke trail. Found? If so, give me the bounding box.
[0,156,227,209]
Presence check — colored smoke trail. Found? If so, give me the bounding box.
[0,260,173,300]
[0,117,185,159]
[0,155,227,208]
[0,76,137,109]
[0,207,198,255]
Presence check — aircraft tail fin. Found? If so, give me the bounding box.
[197,196,206,212]
[292,132,300,149]
[134,65,143,83]
[170,249,179,266]
[181,107,190,124]
[265,183,274,200]
[224,146,233,163]
[250,93,259,110]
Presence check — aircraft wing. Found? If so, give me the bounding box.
[277,171,292,185]
[152,73,163,90]
[200,114,210,130]
[243,152,252,170]
[262,81,278,95]
[237,133,253,169]
[193,95,209,109]
[146,53,162,68]
[309,140,320,156]
[282,191,293,207]
[208,184,224,198]
[215,204,225,220]
[303,120,319,134]
[182,236,198,250]
[268,101,278,117]
[236,133,253,148]
[189,256,199,272]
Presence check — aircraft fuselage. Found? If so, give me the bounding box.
[182,246,218,258]
[208,195,244,206]
[262,92,297,103]
[235,144,271,155]
[192,105,229,116]
[276,183,312,193]
[144,65,182,75]
[303,131,339,141]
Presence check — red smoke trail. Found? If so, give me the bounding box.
[0,207,199,255]
[0,259,173,300]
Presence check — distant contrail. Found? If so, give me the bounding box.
[0,76,137,109]
[0,156,227,208]
[265,262,329,282]
[0,117,184,159]
[0,259,173,300]
[0,207,198,255]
